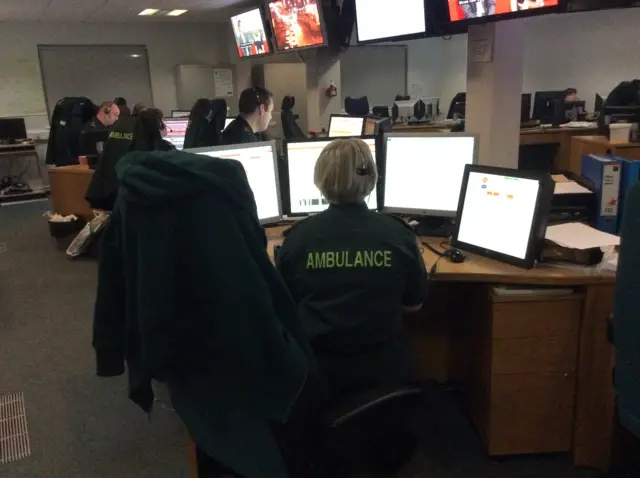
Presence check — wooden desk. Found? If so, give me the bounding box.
[570,135,640,174]
[391,122,452,133]
[0,143,46,202]
[47,165,94,220]
[264,230,615,471]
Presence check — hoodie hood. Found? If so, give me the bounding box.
[116,150,254,210]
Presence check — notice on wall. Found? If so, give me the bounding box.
[213,69,234,97]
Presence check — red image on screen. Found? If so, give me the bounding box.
[448,0,558,21]
[268,0,325,51]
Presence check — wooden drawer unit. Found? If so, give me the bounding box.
[472,292,583,455]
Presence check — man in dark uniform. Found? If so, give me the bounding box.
[78,101,120,157]
[276,138,428,400]
[223,87,273,145]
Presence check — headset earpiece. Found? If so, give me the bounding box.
[356,148,367,176]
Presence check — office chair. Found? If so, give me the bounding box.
[518,143,559,172]
[446,93,467,120]
[281,95,306,141]
[345,96,370,116]
[372,106,390,118]
[395,95,410,101]
[46,97,98,166]
[183,98,227,149]
[614,181,640,441]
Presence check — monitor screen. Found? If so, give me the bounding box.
[268,0,326,51]
[456,171,541,260]
[224,118,234,131]
[448,0,559,21]
[286,138,378,214]
[171,110,190,118]
[383,134,477,216]
[355,0,426,43]
[164,119,188,150]
[0,117,27,140]
[191,142,281,223]
[231,8,270,58]
[328,115,365,137]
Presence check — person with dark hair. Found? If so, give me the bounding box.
[114,97,128,107]
[132,102,146,116]
[222,87,274,145]
[138,108,175,151]
[118,105,131,118]
[564,88,578,102]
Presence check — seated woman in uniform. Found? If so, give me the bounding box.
[223,86,274,145]
[276,138,428,401]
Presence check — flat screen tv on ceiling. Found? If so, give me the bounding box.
[230,7,271,58]
[448,0,560,23]
[355,0,428,43]
[268,0,327,52]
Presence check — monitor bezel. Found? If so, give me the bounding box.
[381,132,479,217]
[448,0,563,26]
[451,164,554,269]
[170,110,191,118]
[267,0,328,53]
[354,0,428,45]
[185,140,283,225]
[283,135,379,216]
[328,114,366,138]
[230,6,273,59]
[164,118,189,150]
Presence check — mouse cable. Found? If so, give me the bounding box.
[421,240,446,278]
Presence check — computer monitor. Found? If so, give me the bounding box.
[328,115,365,137]
[231,7,271,58]
[421,97,440,120]
[187,141,282,224]
[224,118,234,131]
[564,100,586,122]
[448,0,559,23]
[532,91,565,123]
[284,137,378,215]
[382,133,478,217]
[354,0,427,43]
[268,0,327,52]
[452,165,554,269]
[521,93,532,123]
[394,99,418,119]
[171,110,190,118]
[164,118,189,150]
[0,117,27,141]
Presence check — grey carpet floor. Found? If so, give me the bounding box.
[0,201,602,478]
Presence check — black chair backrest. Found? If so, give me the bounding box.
[614,181,640,439]
[395,95,410,101]
[345,96,370,116]
[518,143,559,172]
[372,106,389,118]
[85,115,160,210]
[281,95,306,141]
[46,97,97,166]
[183,98,227,149]
[447,92,467,119]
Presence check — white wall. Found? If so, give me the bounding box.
[407,8,640,114]
[0,22,229,133]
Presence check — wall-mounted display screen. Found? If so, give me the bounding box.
[268,0,326,52]
[448,0,559,22]
[231,8,270,58]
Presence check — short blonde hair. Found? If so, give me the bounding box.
[314,138,378,205]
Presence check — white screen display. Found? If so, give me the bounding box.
[384,135,476,214]
[328,116,365,137]
[223,118,234,131]
[171,111,190,118]
[457,172,540,260]
[355,0,426,42]
[287,138,377,214]
[165,119,188,150]
[197,144,281,222]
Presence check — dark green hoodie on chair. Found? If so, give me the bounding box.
[93,149,314,478]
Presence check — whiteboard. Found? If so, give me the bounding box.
[0,57,47,116]
[340,45,407,109]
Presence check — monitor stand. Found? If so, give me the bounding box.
[414,216,455,238]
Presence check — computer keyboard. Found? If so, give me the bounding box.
[561,121,598,128]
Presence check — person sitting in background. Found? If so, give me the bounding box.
[118,105,131,118]
[114,97,127,107]
[564,88,579,102]
[223,87,273,145]
[276,138,427,401]
[138,108,175,151]
[132,102,146,116]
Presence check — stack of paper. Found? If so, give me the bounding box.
[553,181,592,195]
[545,222,620,250]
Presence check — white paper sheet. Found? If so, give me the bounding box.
[553,181,593,195]
[545,222,620,250]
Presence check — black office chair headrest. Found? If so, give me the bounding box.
[395,95,410,101]
[345,96,370,116]
[282,96,296,112]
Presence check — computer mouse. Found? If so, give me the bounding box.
[446,248,466,264]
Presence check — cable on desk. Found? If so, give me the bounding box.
[422,240,446,277]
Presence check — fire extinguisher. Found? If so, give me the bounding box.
[325,81,338,98]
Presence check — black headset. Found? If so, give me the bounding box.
[355,145,368,176]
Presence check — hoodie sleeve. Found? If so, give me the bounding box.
[93,208,127,377]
